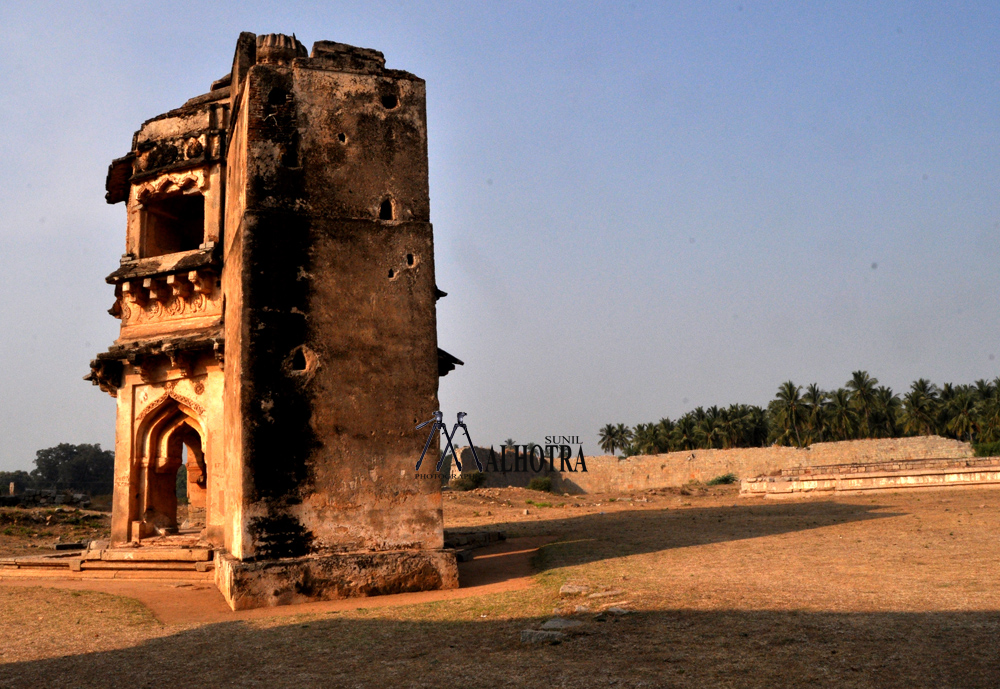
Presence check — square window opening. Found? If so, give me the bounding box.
[141,194,205,258]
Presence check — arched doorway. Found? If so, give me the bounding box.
[134,395,206,536]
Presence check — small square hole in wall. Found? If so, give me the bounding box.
[379,198,394,220]
[141,194,205,258]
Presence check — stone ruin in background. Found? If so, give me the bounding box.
[86,32,463,609]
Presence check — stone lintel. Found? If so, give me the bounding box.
[215,549,459,611]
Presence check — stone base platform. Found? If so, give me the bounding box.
[0,546,215,580]
[741,457,1000,498]
[215,549,459,611]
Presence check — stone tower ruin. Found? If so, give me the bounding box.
[87,33,461,609]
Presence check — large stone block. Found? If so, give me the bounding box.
[215,549,458,610]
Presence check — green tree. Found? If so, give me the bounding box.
[654,418,675,453]
[631,423,660,455]
[598,424,617,454]
[694,406,723,450]
[872,385,901,438]
[613,423,632,456]
[772,381,805,447]
[0,470,34,494]
[846,370,879,437]
[826,388,857,440]
[802,383,828,443]
[30,443,114,494]
[901,379,939,436]
[947,389,979,443]
[671,414,697,451]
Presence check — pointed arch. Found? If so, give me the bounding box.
[131,393,209,534]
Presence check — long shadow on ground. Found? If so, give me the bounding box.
[460,500,899,579]
[0,608,996,688]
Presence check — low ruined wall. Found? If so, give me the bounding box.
[742,458,1000,498]
[450,447,557,488]
[458,436,970,494]
[446,437,972,494]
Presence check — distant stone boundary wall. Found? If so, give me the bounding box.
[447,437,973,494]
[742,458,1000,498]
[551,436,971,494]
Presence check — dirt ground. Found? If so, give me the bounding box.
[0,507,110,556]
[1,485,999,688]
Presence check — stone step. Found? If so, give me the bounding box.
[79,560,212,571]
[97,548,212,562]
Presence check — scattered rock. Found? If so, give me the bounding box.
[540,617,583,630]
[456,549,475,563]
[605,607,631,615]
[524,509,530,515]
[588,589,624,599]
[521,630,566,644]
[53,542,87,551]
[574,605,590,613]
[559,584,590,596]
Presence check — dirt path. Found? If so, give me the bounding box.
[0,536,549,625]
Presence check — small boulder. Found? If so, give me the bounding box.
[541,617,583,630]
[588,589,624,599]
[521,630,566,644]
[559,584,590,596]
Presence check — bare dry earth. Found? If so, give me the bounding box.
[0,486,999,688]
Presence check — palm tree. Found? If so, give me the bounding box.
[613,423,633,456]
[502,438,517,449]
[846,370,879,437]
[826,388,857,441]
[978,396,1000,443]
[974,379,996,402]
[947,389,979,443]
[772,381,805,447]
[632,423,660,455]
[901,379,939,436]
[597,425,617,455]
[695,406,723,449]
[741,405,771,447]
[671,414,697,451]
[873,385,901,438]
[802,383,828,443]
[654,418,674,453]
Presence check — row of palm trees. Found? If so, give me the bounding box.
[599,371,1000,456]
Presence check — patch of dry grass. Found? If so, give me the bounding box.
[1,487,1000,687]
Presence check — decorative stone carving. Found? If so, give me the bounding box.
[137,390,206,422]
[133,169,208,204]
[117,270,220,326]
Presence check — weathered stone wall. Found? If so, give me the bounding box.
[224,36,444,560]
[518,436,971,494]
[742,457,1000,498]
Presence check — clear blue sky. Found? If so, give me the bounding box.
[0,1,998,469]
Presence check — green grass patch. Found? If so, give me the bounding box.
[527,476,552,492]
[707,472,739,485]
